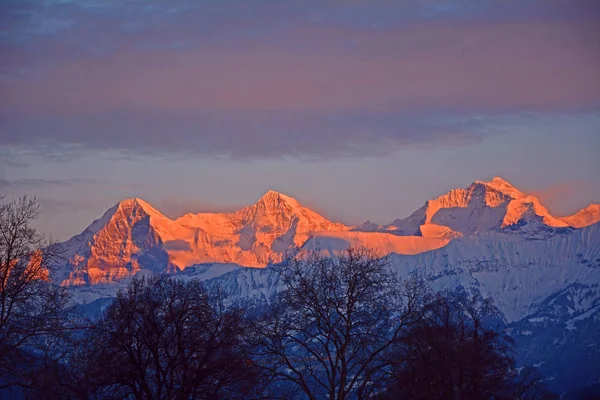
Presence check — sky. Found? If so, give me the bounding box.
[1,0,599,241]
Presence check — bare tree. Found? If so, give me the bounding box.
[387,292,556,400]
[77,275,262,399]
[0,195,68,389]
[388,293,513,399]
[514,367,558,400]
[250,247,430,400]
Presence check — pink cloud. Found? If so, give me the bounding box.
[530,181,598,217]
[2,19,599,115]
[1,2,598,161]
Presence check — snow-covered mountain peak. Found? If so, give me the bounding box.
[253,190,301,214]
[259,189,297,204]
[113,197,176,240]
[562,203,600,228]
[116,197,167,219]
[379,177,570,238]
[57,197,173,286]
[471,176,526,200]
[234,190,348,236]
[118,197,147,207]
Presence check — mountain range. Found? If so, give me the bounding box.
[55,177,600,396]
[54,177,600,286]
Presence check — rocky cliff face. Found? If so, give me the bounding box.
[59,198,174,286]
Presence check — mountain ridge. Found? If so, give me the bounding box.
[54,180,600,286]
[355,177,597,237]
[56,190,349,285]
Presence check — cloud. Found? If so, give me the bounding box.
[531,181,586,201]
[0,148,30,169]
[4,18,599,113]
[34,196,108,213]
[0,0,599,161]
[0,109,498,160]
[0,177,98,190]
[529,181,598,217]
[0,109,597,161]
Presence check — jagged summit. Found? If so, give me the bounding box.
[254,190,301,212]
[115,197,150,210]
[562,203,600,228]
[80,197,165,239]
[118,197,147,206]
[477,176,513,186]
[490,176,512,185]
[116,197,166,218]
[472,177,526,199]
[372,177,577,238]
[259,189,296,202]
